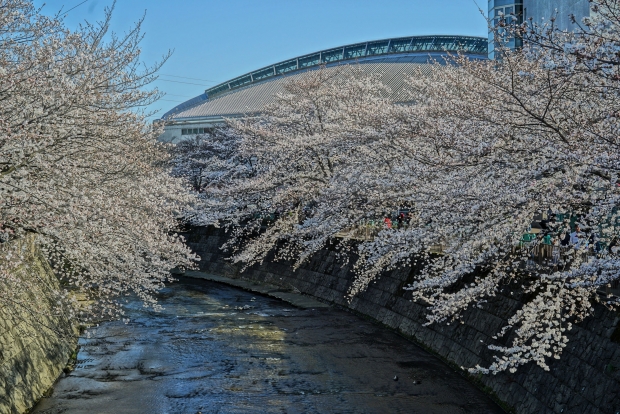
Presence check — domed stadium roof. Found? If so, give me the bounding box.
[159,35,487,142]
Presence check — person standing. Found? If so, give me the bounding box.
[384,216,392,229]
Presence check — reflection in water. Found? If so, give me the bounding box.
[34,277,504,414]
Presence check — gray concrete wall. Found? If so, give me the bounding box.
[183,225,620,414]
[0,235,77,414]
[524,0,590,31]
[158,123,185,143]
[158,121,225,144]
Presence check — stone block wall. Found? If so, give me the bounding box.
[183,226,620,414]
[0,235,77,414]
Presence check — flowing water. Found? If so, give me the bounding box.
[33,277,504,414]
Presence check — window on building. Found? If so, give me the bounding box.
[180,127,210,135]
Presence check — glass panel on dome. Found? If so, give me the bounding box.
[344,44,366,59]
[367,41,389,55]
[275,59,298,74]
[321,48,343,62]
[252,67,274,81]
[229,75,252,88]
[410,38,434,51]
[207,83,231,97]
[389,38,412,53]
[298,53,320,68]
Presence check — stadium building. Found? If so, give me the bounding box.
[158,35,488,143]
[160,3,593,142]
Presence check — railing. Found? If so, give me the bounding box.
[334,222,381,241]
[205,35,488,99]
[519,243,620,296]
[333,220,619,299]
[334,221,445,252]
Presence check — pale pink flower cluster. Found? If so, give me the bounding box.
[0,0,197,323]
[175,1,620,373]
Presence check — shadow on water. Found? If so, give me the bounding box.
[33,277,504,414]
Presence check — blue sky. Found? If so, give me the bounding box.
[33,0,489,119]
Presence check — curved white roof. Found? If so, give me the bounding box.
[168,61,431,121]
[162,35,487,124]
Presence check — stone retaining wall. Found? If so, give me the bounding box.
[183,225,620,414]
[0,235,77,414]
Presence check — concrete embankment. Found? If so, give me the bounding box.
[182,225,620,414]
[0,235,77,414]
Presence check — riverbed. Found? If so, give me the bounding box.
[33,277,504,414]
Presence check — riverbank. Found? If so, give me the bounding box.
[0,235,77,414]
[182,225,620,414]
[179,270,330,310]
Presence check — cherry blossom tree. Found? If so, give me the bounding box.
[0,0,196,323]
[179,0,620,374]
[352,52,608,374]
[361,1,620,374]
[170,128,253,194]
[182,66,423,269]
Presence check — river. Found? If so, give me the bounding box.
[33,277,504,414]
